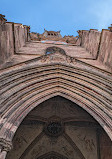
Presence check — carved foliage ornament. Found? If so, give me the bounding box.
[41,52,75,64]
[40,46,76,64]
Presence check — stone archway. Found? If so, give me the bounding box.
[5,96,112,159]
[0,62,111,158]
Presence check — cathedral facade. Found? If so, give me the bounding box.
[0,14,112,159]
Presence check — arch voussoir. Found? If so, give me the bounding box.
[0,86,112,141]
[0,64,112,143]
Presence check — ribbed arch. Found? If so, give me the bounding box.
[0,64,111,142]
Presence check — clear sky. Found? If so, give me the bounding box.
[0,0,112,36]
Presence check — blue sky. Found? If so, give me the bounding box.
[0,0,112,36]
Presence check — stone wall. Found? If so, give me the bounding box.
[79,28,112,70]
[0,22,14,65]
[80,29,101,59]
[98,29,112,69]
[100,130,112,159]
[14,23,29,52]
[0,14,30,66]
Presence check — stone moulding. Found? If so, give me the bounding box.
[0,138,12,152]
[0,61,111,143]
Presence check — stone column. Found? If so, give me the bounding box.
[0,138,12,159]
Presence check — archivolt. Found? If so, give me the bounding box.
[0,64,111,141]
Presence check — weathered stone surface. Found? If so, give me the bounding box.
[0,22,14,65]
[80,29,101,59]
[0,20,30,66]
[14,23,28,52]
[98,29,112,68]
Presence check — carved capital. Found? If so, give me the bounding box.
[0,138,12,152]
[0,14,7,25]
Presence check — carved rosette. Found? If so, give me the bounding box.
[44,116,64,137]
[0,138,12,152]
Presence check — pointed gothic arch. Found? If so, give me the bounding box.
[0,63,111,142]
[0,62,111,159]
